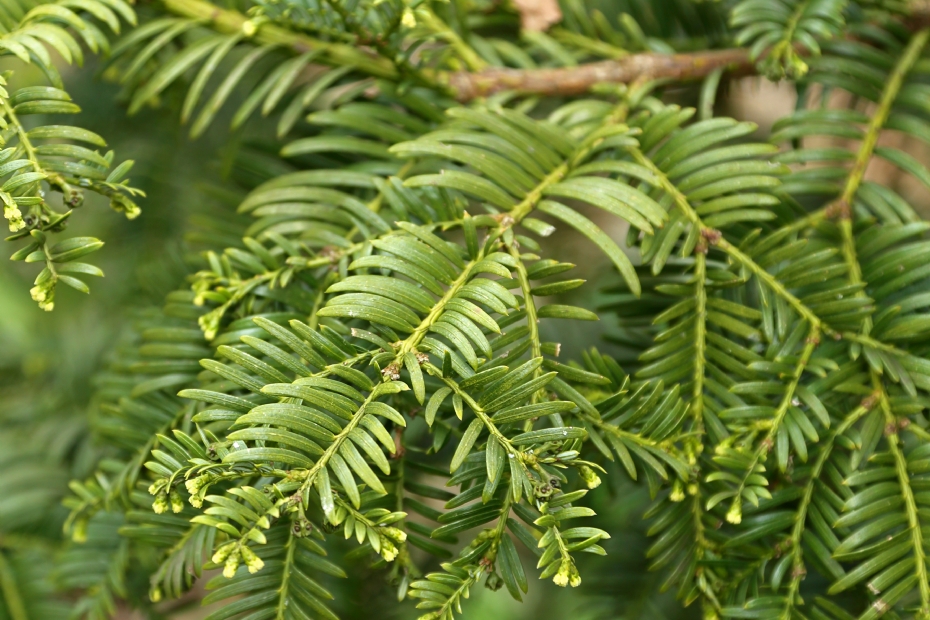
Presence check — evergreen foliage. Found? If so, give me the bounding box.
[7,1,930,619]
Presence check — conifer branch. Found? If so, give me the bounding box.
[633,158,914,369]
[28,0,930,617]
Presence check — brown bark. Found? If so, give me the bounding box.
[445,48,753,101]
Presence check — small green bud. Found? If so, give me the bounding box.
[241,545,265,574]
[401,7,416,27]
[569,564,581,587]
[553,560,572,587]
[4,203,24,231]
[152,492,169,514]
[70,518,88,543]
[198,309,222,341]
[726,498,742,525]
[381,526,407,543]
[211,542,236,565]
[169,489,184,514]
[185,476,202,495]
[109,194,140,220]
[380,539,398,562]
[223,550,241,578]
[30,279,56,312]
[579,465,601,490]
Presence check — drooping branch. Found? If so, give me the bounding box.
[157,0,930,101]
[160,0,753,98]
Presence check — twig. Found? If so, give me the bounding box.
[444,48,753,100]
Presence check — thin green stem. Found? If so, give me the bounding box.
[689,253,709,556]
[490,491,515,556]
[1,98,40,175]
[437,372,522,461]
[834,28,930,336]
[509,249,539,363]
[730,326,820,519]
[764,326,820,435]
[509,245,543,405]
[394,257,479,362]
[369,160,416,215]
[275,530,297,619]
[296,388,382,496]
[783,206,830,234]
[42,241,58,279]
[391,454,414,570]
[907,423,930,442]
[508,102,629,226]
[781,3,805,51]
[631,148,701,226]
[1,96,70,220]
[876,378,930,615]
[716,239,823,329]
[307,283,325,330]
[0,550,28,620]
[839,331,913,357]
[582,413,671,450]
[488,100,632,419]
[691,252,708,432]
[635,142,832,338]
[417,9,486,72]
[435,567,482,618]
[690,483,711,553]
[508,163,573,225]
[839,29,929,211]
[781,402,873,618]
[550,525,573,568]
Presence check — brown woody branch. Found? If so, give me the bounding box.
[444,48,753,100]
